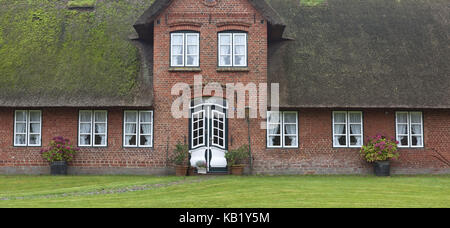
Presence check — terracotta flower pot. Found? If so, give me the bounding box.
[230,165,245,175]
[175,165,188,176]
[188,167,197,176]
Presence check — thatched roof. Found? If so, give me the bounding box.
[0,0,448,109]
[267,0,450,108]
[0,0,154,107]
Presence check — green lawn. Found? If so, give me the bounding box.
[0,175,449,208]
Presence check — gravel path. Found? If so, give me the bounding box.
[0,177,216,201]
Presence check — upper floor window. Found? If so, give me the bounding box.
[79,110,108,147]
[218,32,247,67]
[333,111,363,148]
[267,111,298,148]
[396,112,423,148]
[14,110,42,147]
[171,32,199,67]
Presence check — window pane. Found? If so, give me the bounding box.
[334,113,346,123]
[349,124,361,134]
[29,111,40,122]
[349,113,361,123]
[16,111,26,122]
[187,45,198,55]
[412,136,422,147]
[95,135,106,146]
[350,136,362,146]
[220,34,231,45]
[140,112,152,123]
[268,112,281,124]
[125,123,136,134]
[268,124,281,135]
[186,35,198,45]
[140,135,152,146]
[284,113,297,123]
[125,135,136,146]
[29,134,40,145]
[234,55,245,66]
[80,123,91,134]
[16,123,26,133]
[171,34,183,45]
[284,136,297,147]
[125,112,137,123]
[334,124,346,134]
[15,135,26,145]
[220,55,231,66]
[234,34,246,45]
[399,136,409,146]
[140,124,152,134]
[173,55,183,66]
[411,124,422,135]
[187,55,198,66]
[397,113,408,123]
[397,124,408,134]
[80,111,92,122]
[334,136,347,146]
[268,136,281,147]
[95,123,106,134]
[172,45,183,55]
[220,45,231,55]
[80,135,91,146]
[29,123,40,133]
[95,112,106,122]
[234,45,245,55]
[284,124,296,135]
[410,113,422,124]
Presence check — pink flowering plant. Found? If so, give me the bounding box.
[360,134,400,163]
[40,136,80,162]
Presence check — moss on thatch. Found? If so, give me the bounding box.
[0,0,155,107]
[68,0,97,9]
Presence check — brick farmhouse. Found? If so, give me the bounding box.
[0,0,449,175]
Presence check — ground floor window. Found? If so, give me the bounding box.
[396,111,423,148]
[14,110,42,147]
[333,111,363,148]
[267,111,298,148]
[124,111,153,148]
[79,110,107,147]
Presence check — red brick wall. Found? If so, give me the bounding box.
[151,0,268,171]
[0,108,449,174]
[250,109,450,174]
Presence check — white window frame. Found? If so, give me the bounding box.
[266,111,298,148]
[14,110,42,147]
[332,111,363,148]
[211,110,226,149]
[396,111,424,148]
[170,32,199,67]
[218,32,247,67]
[78,110,108,147]
[123,110,153,148]
[191,110,206,149]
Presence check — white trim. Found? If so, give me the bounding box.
[211,110,226,149]
[14,110,42,147]
[191,110,205,149]
[78,110,107,147]
[396,111,424,148]
[123,110,154,148]
[267,111,299,148]
[171,32,199,67]
[218,32,247,67]
[332,111,363,148]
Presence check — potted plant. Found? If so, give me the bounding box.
[171,143,189,176]
[40,136,79,175]
[360,134,400,176]
[225,145,249,175]
[196,160,207,174]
